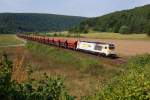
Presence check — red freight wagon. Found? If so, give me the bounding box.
[40,37,45,43]
[32,36,36,41]
[48,38,54,44]
[59,39,67,48]
[43,37,46,43]
[35,36,39,41]
[66,39,78,49]
[53,38,60,46]
[28,36,31,40]
[26,35,30,40]
[44,37,49,44]
[31,36,35,41]
[38,36,42,42]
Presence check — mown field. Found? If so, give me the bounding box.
[45,32,150,40]
[80,32,150,40]
[0,34,25,46]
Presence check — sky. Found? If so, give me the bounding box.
[0,0,150,17]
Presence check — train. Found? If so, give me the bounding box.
[17,34,116,57]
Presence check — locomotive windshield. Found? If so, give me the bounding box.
[109,44,115,50]
[109,46,115,49]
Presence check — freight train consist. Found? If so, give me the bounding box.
[17,34,116,56]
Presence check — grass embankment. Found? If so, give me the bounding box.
[0,34,25,46]
[84,54,150,100]
[25,42,150,99]
[26,41,121,97]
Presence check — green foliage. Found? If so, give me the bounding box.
[0,53,74,100]
[69,22,89,34]
[71,4,150,34]
[83,54,150,100]
[0,13,86,34]
[0,53,13,99]
[26,42,105,75]
[119,25,129,34]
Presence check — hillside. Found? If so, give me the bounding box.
[0,13,86,34]
[70,4,150,34]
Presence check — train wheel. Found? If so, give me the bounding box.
[102,53,107,57]
[64,43,68,48]
[97,53,102,57]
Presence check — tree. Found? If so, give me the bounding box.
[119,25,129,34]
[0,13,86,34]
[71,4,150,34]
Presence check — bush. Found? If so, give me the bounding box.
[53,33,58,37]
[0,53,74,100]
[83,54,150,100]
[119,25,130,34]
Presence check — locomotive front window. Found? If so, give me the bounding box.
[95,45,102,51]
[109,46,115,49]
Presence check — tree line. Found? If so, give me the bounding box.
[69,4,150,35]
[0,13,86,34]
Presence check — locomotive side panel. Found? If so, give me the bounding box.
[76,42,96,52]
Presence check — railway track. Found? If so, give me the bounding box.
[36,41,127,65]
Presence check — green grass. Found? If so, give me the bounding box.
[26,41,118,76]
[83,54,150,100]
[0,34,25,46]
[80,32,150,40]
[26,42,121,97]
[42,32,150,40]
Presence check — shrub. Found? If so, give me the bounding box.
[119,25,130,34]
[53,33,58,37]
[0,53,74,100]
[83,54,150,100]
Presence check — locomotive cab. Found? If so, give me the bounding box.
[103,44,116,56]
[94,43,116,56]
[76,41,116,57]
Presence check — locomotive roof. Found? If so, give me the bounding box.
[79,41,114,45]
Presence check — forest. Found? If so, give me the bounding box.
[0,13,86,34]
[69,4,150,35]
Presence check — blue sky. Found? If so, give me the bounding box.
[0,0,150,17]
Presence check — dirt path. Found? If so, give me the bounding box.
[0,36,26,47]
[15,35,27,44]
[0,44,25,47]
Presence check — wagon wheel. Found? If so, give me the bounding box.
[102,53,107,57]
[64,42,68,48]
[58,41,60,47]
